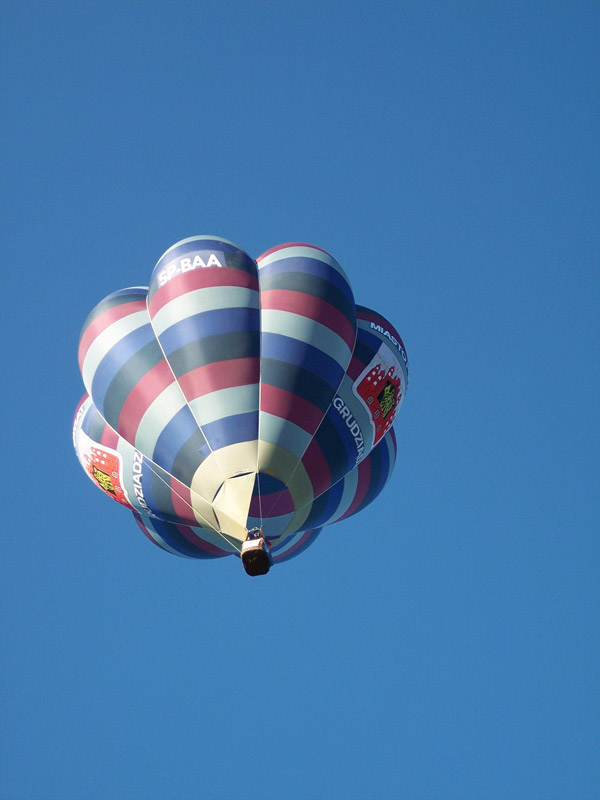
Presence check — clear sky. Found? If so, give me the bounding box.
[1,2,598,798]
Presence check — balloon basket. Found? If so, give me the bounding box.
[241,537,273,576]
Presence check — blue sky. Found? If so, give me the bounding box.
[1,2,598,798]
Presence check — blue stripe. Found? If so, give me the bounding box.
[259,256,353,300]
[272,528,323,562]
[138,514,224,559]
[376,437,393,489]
[81,402,106,441]
[91,324,156,415]
[254,472,287,496]
[302,476,345,529]
[201,411,259,450]
[159,307,259,355]
[317,407,357,483]
[260,332,344,390]
[352,440,391,517]
[107,287,148,300]
[151,406,204,474]
[358,443,385,512]
[355,327,385,356]
[374,441,391,494]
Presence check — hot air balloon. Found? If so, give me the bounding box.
[73,237,408,575]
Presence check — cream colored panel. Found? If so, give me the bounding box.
[257,441,314,535]
[213,472,255,540]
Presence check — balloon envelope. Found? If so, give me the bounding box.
[73,237,408,565]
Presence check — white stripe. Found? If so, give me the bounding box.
[257,245,350,283]
[134,382,187,456]
[82,310,149,392]
[151,286,259,335]
[261,309,351,369]
[272,529,308,557]
[329,467,360,524]
[258,412,313,458]
[188,384,258,426]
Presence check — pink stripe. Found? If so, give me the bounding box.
[257,242,331,262]
[177,357,259,401]
[346,351,369,381]
[252,487,295,517]
[100,425,119,449]
[133,514,171,553]
[249,497,261,515]
[274,529,317,561]
[260,384,324,435]
[149,267,258,316]
[117,360,174,444]
[78,300,147,370]
[174,524,230,556]
[261,289,356,350]
[339,457,372,521]
[171,479,198,526]
[301,439,332,499]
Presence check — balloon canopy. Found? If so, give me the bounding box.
[73,237,408,569]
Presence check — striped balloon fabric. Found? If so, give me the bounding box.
[73,237,408,568]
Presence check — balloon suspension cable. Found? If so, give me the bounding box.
[142,458,243,554]
[256,471,265,531]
